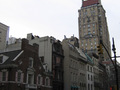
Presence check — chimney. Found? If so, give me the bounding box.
[21,39,29,50]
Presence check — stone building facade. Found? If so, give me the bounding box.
[78,0,111,61]
[0,22,9,51]
[62,36,87,90]
[85,53,94,90]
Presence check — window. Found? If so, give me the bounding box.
[88,66,89,71]
[29,57,33,68]
[94,42,96,45]
[28,74,34,84]
[56,57,60,64]
[91,84,93,90]
[45,78,49,86]
[88,74,89,80]
[88,28,90,31]
[91,47,93,50]
[91,43,93,46]
[83,25,85,28]
[88,84,90,90]
[16,71,23,82]
[91,75,92,81]
[83,18,85,23]
[90,67,92,72]
[17,72,22,82]
[2,72,7,81]
[37,75,43,85]
[38,75,41,84]
[88,24,90,27]
[95,46,97,49]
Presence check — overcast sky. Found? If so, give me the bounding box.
[0,0,120,60]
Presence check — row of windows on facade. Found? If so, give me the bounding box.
[88,65,93,72]
[80,24,96,35]
[83,25,95,32]
[79,14,102,25]
[70,60,86,70]
[71,72,78,83]
[80,9,96,17]
[81,38,97,45]
[81,42,97,50]
[71,72,87,83]
[82,46,97,51]
[80,6,101,16]
[88,74,93,81]
[83,31,96,36]
[0,71,50,86]
[88,84,93,90]
[78,83,86,90]
[81,38,97,43]
[82,17,96,24]
[22,57,48,72]
[79,73,86,81]
[81,23,95,28]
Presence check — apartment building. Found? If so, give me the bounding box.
[78,0,111,61]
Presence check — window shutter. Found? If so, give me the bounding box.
[21,73,24,83]
[6,71,8,81]
[36,76,38,85]
[40,77,43,85]
[0,72,1,81]
[15,72,18,82]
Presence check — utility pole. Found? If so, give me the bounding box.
[112,38,119,90]
[99,38,119,90]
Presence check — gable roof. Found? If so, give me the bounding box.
[0,50,22,64]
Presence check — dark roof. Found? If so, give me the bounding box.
[82,0,99,7]
[0,50,22,64]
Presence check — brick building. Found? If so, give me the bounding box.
[0,39,52,90]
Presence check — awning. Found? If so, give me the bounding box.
[71,86,79,88]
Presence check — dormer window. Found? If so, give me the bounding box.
[0,55,9,64]
[29,57,33,68]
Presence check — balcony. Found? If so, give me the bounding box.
[25,84,37,89]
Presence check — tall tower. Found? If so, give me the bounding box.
[78,0,111,61]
